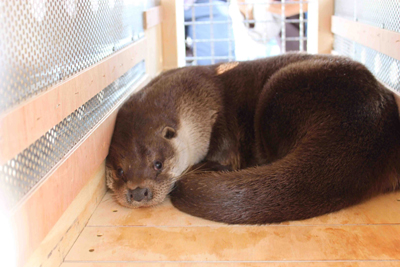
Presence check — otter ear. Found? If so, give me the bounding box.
[162,126,176,139]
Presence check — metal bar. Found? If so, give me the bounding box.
[299,1,304,51]
[186,38,235,43]
[191,5,197,65]
[210,0,214,64]
[184,19,308,26]
[186,56,235,60]
[186,37,307,43]
[281,0,286,53]
[258,37,308,42]
[188,1,311,7]
[244,0,250,60]
[227,0,232,62]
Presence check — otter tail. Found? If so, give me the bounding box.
[171,122,400,224]
[170,144,400,224]
[170,60,400,225]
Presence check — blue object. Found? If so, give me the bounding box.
[184,0,235,65]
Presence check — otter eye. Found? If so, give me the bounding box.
[154,161,163,171]
[117,168,124,176]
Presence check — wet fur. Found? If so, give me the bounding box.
[108,53,400,224]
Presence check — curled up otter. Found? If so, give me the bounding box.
[106,53,400,224]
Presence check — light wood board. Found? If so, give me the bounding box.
[62,262,400,267]
[24,162,107,267]
[0,39,147,164]
[331,16,400,61]
[63,191,400,265]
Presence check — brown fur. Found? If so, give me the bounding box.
[107,53,400,224]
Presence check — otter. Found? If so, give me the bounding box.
[106,53,400,224]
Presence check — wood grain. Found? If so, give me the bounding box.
[12,75,150,267]
[160,0,185,70]
[61,261,400,267]
[65,225,400,261]
[88,191,400,227]
[143,6,163,30]
[331,16,400,61]
[24,162,107,267]
[146,24,164,79]
[0,39,147,164]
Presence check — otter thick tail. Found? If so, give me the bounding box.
[170,141,400,224]
[170,60,400,225]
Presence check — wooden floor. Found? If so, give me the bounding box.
[62,190,400,266]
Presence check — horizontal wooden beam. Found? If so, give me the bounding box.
[11,75,151,267]
[143,6,163,30]
[332,16,400,61]
[0,38,147,165]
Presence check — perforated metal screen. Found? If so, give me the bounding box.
[335,0,400,33]
[333,35,400,93]
[0,0,148,211]
[0,0,145,113]
[334,0,400,94]
[0,62,145,211]
[1,62,145,210]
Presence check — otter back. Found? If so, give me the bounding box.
[107,54,400,224]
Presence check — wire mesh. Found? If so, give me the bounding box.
[335,0,400,33]
[183,0,310,65]
[334,35,400,94]
[0,62,146,212]
[0,0,145,113]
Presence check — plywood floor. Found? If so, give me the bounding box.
[62,191,400,267]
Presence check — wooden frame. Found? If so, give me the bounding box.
[24,162,107,267]
[160,0,185,70]
[6,5,164,267]
[331,16,400,61]
[13,75,150,267]
[0,39,147,165]
[144,6,163,30]
[307,0,334,54]
[5,1,398,266]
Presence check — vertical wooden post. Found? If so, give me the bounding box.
[160,0,185,70]
[307,0,334,54]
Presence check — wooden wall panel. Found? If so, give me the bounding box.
[331,16,400,61]
[144,6,163,30]
[0,39,147,165]
[160,0,185,70]
[24,162,107,267]
[14,7,165,266]
[12,75,150,267]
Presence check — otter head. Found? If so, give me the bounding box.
[106,69,219,208]
[106,116,181,208]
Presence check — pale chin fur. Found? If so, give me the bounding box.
[168,116,211,181]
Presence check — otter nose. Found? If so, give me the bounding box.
[127,187,152,203]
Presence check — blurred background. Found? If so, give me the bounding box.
[183,0,308,65]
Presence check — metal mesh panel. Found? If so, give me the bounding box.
[333,0,354,20]
[183,0,311,65]
[335,0,400,33]
[334,35,400,93]
[0,62,146,211]
[0,0,145,112]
